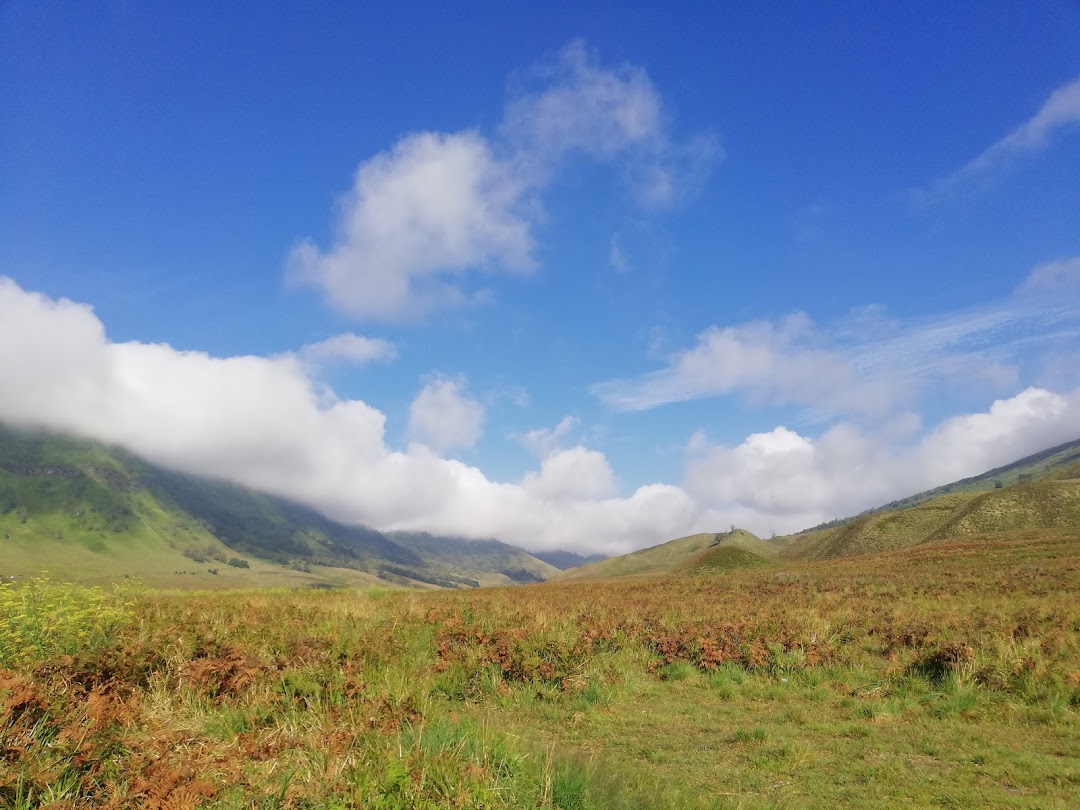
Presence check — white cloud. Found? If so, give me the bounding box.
[522,446,617,501]
[297,333,397,367]
[914,76,1080,200]
[685,387,1080,537]
[960,77,1080,176]
[288,131,535,320]
[407,375,486,453]
[592,276,1080,418]
[2,278,1078,556]
[915,386,1078,483]
[513,415,580,458]
[592,314,899,416]
[1018,256,1080,295]
[0,277,714,555]
[501,40,663,162]
[289,42,717,321]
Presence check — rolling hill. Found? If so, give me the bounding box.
[673,543,774,576]
[0,424,556,589]
[562,439,1080,579]
[558,528,775,580]
[800,437,1080,535]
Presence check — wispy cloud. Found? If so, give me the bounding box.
[296,333,397,368]
[592,270,1080,418]
[1017,256,1080,295]
[912,76,1080,202]
[512,415,580,458]
[591,313,900,416]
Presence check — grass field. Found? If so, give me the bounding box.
[1,529,1078,808]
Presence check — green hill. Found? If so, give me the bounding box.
[568,439,1080,577]
[0,424,556,589]
[801,437,1080,535]
[559,528,773,580]
[777,479,1080,561]
[673,544,773,575]
[386,531,560,584]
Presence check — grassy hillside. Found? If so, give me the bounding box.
[387,531,560,585]
[574,440,1080,576]
[3,528,1077,807]
[673,544,773,576]
[0,424,555,589]
[531,549,608,570]
[778,479,1080,561]
[559,528,773,580]
[802,436,1080,535]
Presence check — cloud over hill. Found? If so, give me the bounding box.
[3,278,1080,551]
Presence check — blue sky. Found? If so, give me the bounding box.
[2,2,1080,552]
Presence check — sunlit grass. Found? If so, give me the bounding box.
[1,531,1077,807]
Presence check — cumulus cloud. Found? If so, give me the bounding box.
[3,278,1078,555]
[407,375,486,453]
[296,333,397,367]
[0,276,711,555]
[685,387,1080,537]
[522,446,618,501]
[289,42,718,321]
[913,76,1080,201]
[287,132,535,320]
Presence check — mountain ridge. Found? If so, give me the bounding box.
[0,424,556,589]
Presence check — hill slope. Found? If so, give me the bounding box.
[567,438,1080,577]
[777,479,1080,561]
[801,437,1080,535]
[559,528,773,580]
[673,544,774,576]
[0,424,555,589]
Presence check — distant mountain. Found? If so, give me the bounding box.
[386,531,559,583]
[530,550,608,570]
[0,424,556,589]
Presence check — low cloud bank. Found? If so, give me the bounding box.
[2,278,1078,553]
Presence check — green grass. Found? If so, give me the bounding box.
[2,530,1077,807]
[561,529,774,580]
[676,545,774,575]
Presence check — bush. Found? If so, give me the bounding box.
[0,577,135,666]
[227,557,250,569]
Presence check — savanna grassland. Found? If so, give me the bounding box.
[2,530,1079,809]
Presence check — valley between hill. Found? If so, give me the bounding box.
[1,424,1078,807]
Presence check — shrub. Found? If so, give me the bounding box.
[0,576,135,666]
